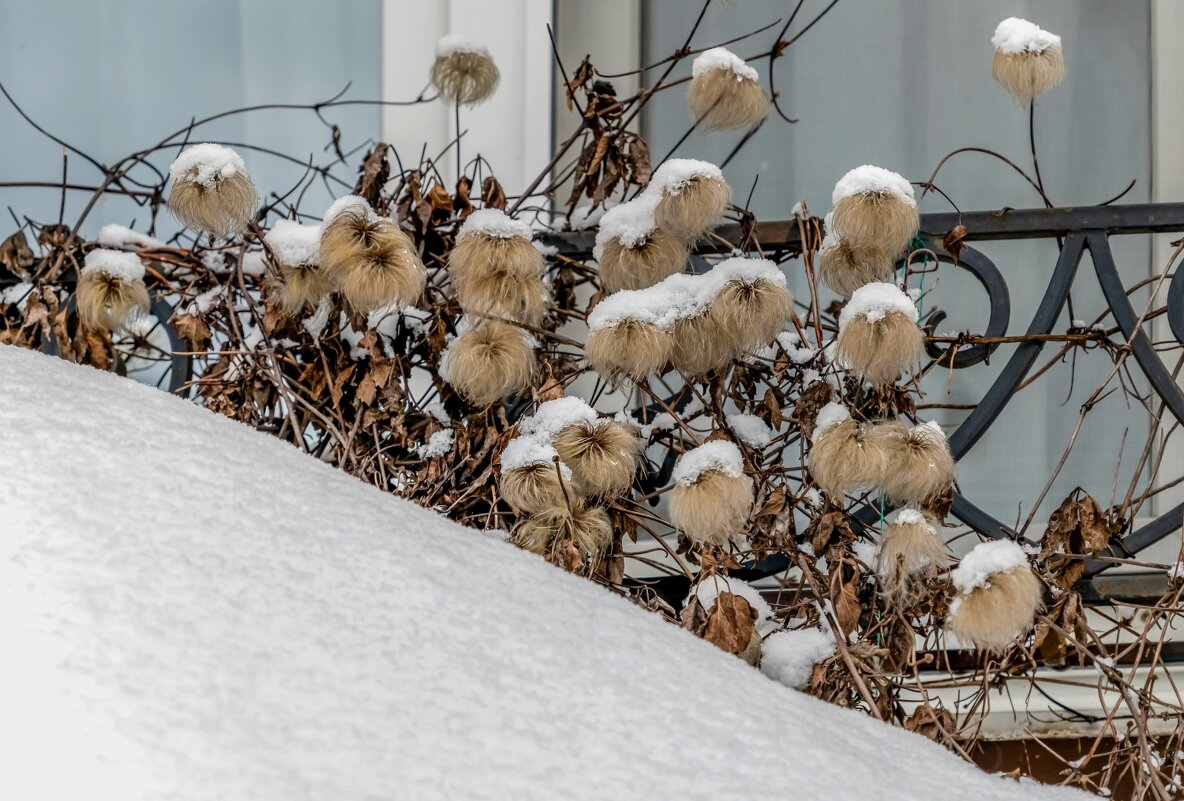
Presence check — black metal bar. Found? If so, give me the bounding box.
[946,234,1087,459]
[543,203,1184,259]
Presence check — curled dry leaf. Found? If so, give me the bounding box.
[701,591,757,656]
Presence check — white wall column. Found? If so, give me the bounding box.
[381,0,554,195]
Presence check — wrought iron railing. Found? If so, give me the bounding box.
[549,202,1184,601]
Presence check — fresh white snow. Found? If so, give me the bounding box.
[649,158,724,196]
[0,345,1092,801]
[761,628,836,690]
[672,440,745,486]
[992,17,1061,55]
[812,401,851,441]
[727,413,774,448]
[168,143,247,188]
[456,208,532,242]
[435,33,491,58]
[264,219,321,266]
[96,224,167,252]
[692,47,760,82]
[587,257,783,332]
[81,248,145,282]
[839,282,919,328]
[831,165,916,207]
[951,539,1031,594]
[593,193,661,254]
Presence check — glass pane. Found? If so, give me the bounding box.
[0,0,382,238]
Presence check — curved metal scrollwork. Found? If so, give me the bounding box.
[918,238,1010,369]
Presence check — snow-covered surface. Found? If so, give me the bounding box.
[951,540,1031,593]
[727,413,774,448]
[264,219,321,266]
[812,401,851,441]
[456,208,532,242]
[0,346,1092,801]
[435,33,490,58]
[649,158,724,196]
[761,628,836,690]
[992,17,1061,55]
[692,47,759,82]
[839,282,918,328]
[593,193,660,253]
[831,165,916,207]
[96,224,166,252]
[81,248,145,282]
[691,575,773,622]
[672,440,745,486]
[168,143,247,188]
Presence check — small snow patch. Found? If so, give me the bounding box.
[727,413,774,448]
[169,143,247,188]
[952,540,1029,594]
[831,165,915,207]
[456,208,531,242]
[692,47,759,82]
[673,440,744,486]
[436,33,490,58]
[839,282,918,329]
[265,219,321,266]
[992,17,1061,55]
[760,628,835,690]
[97,224,166,252]
[82,249,145,282]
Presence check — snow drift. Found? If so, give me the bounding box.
[0,345,1089,800]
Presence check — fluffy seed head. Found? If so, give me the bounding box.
[880,421,955,505]
[835,311,923,386]
[442,320,536,407]
[77,249,150,332]
[654,175,731,241]
[876,510,947,608]
[500,464,568,514]
[511,502,613,562]
[77,271,149,332]
[431,36,499,105]
[670,469,754,548]
[709,276,792,355]
[808,416,895,500]
[449,231,544,285]
[453,267,548,326]
[585,319,673,383]
[277,263,334,316]
[167,144,257,239]
[553,420,641,499]
[991,48,1066,104]
[671,313,736,376]
[948,566,1044,654]
[598,229,688,293]
[817,236,896,297]
[991,18,1065,103]
[687,55,768,131]
[830,193,919,257]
